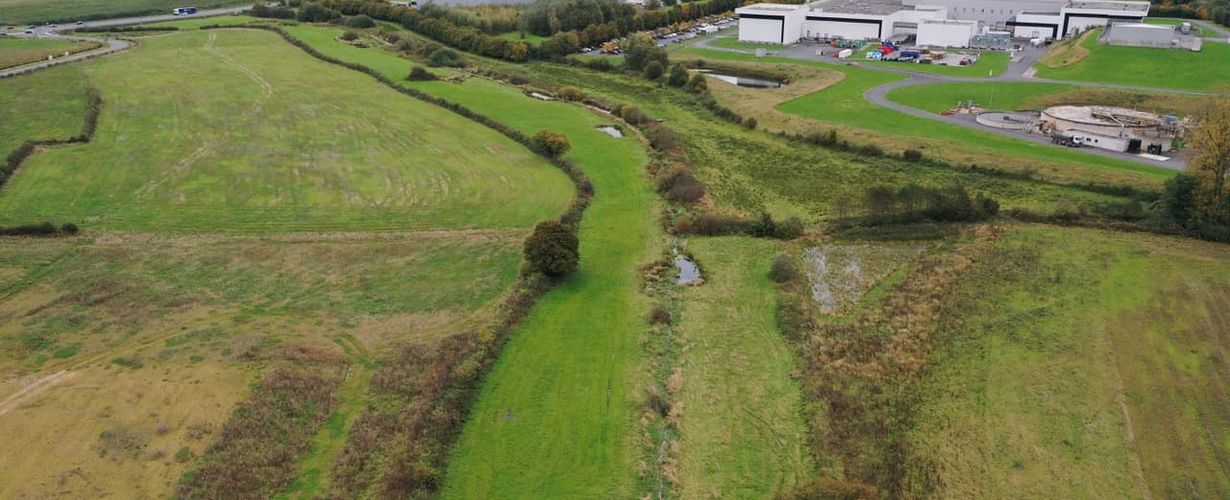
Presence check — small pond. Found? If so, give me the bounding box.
[705,72,784,89]
[675,256,701,285]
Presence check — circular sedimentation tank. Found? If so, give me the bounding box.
[975,111,1039,130]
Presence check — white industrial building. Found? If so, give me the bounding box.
[735,0,1149,46]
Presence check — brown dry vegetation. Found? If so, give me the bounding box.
[776,225,1003,495]
[1022,87,1206,118]
[1038,29,1098,68]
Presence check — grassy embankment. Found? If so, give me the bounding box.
[885,81,1207,115]
[1034,27,1230,91]
[0,0,246,25]
[904,226,1230,498]
[281,24,658,498]
[675,237,813,497]
[0,37,100,69]
[673,48,1174,183]
[0,27,564,498]
[0,30,573,233]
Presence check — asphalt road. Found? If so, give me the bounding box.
[0,7,247,78]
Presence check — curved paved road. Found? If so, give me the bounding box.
[0,6,247,78]
[692,35,1200,170]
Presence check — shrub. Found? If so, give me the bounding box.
[407,66,436,81]
[743,117,757,129]
[749,212,776,237]
[684,73,708,93]
[617,105,649,125]
[530,130,571,158]
[769,254,798,283]
[902,148,923,162]
[296,2,340,22]
[675,212,751,236]
[0,221,57,236]
[657,167,705,203]
[649,305,672,325]
[667,64,688,87]
[644,60,665,81]
[644,123,679,152]
[427,48,462,67]
[250,3,295,19]
[524,220,580,277]
[556,86,586,102]
[773,216,804,239]
[345,14,376,28]
[339,30,359,41]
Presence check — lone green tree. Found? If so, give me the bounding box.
[1189,97,1230,222]
[667,63,688,87]
[524,221,579,277]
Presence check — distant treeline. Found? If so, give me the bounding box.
[292,0,737,60]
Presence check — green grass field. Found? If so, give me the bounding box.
[675,48,1175,181]
[886,81,1077,113]
[905,226,1230,498]
[0,37,99,69]
[278,24,658,498]
[886,80,1209,119]
[497,31,547,45]
[0,64,88,153]
[0,0,247,25]
[675,237,813,497]
[0,29,572,233]
[1034,28,1230,91]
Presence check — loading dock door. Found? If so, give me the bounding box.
[1127,138,1142,153]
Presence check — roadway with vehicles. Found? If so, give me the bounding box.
[0,6,248,78]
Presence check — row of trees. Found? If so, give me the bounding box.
[1159,97,1230,241]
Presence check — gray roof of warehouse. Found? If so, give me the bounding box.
[808,0,904,16]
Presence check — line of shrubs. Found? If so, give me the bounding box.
[828,183,1001,229]
[673,211,805,239]
[74,25,180,32]
[0,222,78,236]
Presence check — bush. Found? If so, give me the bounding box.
[296,2,340,22]
[556,86,586,102]
[0,222,58,236]
[657,167,705,203]
[407,66,436,81]
[773,216,804,239]
[530,130,571,158]
[769,254,798,283]
[250,3,295,19]
[684,73,708,93]
[339,30,359,41]
[643,123,678,152]
[345,14,375,28]
[617,105,649,125]
[60,223,79,235]
[649,305,672,325]
[902,148,923,162]
[674,212,751,236]
[667,64,688,87]
[427,48,462,67]
[749,212,776,237]
[644,60,665,81]
[743,117,757,130]
[524,220,579,277]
